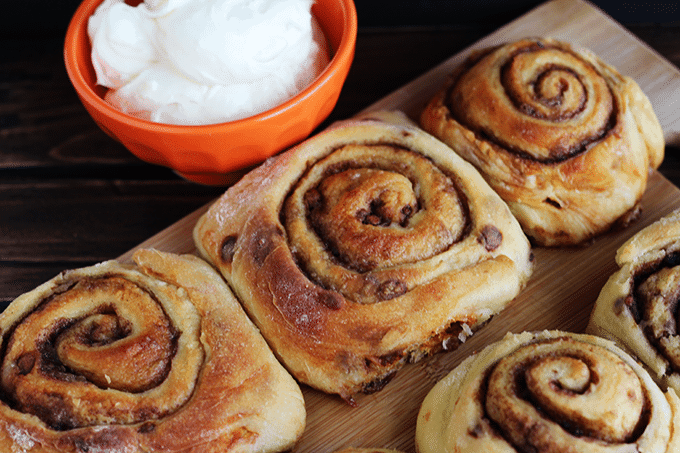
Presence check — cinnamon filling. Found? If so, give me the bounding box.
[283,143,473,304]
[630,252,680,372]
[446,39,618,163]
[481,337,648,450]
[0,274,200,431]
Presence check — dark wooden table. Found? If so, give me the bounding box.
[2,8,680,310]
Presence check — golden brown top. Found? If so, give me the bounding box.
[194,110,534,399]
[416,331,680,453]
[449,40,616,162]
[0,250,306,453]
[1,271,201,431]
[285,143,469,304]
[420,37,665,246]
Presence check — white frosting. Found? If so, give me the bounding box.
[88,0,330,125]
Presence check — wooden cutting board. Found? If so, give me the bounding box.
[119,0,680,451]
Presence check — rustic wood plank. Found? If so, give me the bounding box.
[0,180,222,260]
[0,179,224,307]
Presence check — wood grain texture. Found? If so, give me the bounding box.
[27,0,680,451]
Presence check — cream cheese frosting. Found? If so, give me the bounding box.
[88,0,330,125]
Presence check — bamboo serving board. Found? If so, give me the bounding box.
[119,0,680,451]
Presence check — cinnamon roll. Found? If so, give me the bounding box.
[588,208,680,393]
[416,330,680,453]
[0,249,305,453]
[194,110,533,401]
[420,37,664,246]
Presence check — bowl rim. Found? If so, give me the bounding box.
[63,0,358,133]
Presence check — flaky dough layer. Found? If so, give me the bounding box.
[194,110,533,400]
[416,330,680,453]
[0,249,305,453]
[588,208,680,393]
[420,37,664,246]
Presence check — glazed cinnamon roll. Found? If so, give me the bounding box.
[194,110,533,401]
[416,330,680,453]
[420,37,664,246]
[0,249,305,453]
[588,208,680,393]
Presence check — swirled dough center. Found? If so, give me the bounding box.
[450,41,614,161]
[486,337,644,448]
[284,143,469,302]
[0,275,202,430]
[638,265,680,370]
[310,167,459,271]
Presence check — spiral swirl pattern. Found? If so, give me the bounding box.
[416,331,680,453]
[0,249,306,453]
[420,38,664,246]
[487,337,644,449]
[589,208,680,395]
[194,110,533,399]
[636,264,680,369]
[453,41,614,162]
[1,262,202,431]
[285,142,468,304]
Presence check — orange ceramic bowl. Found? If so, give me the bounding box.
[64,0,357,185]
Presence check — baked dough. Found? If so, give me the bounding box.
[416,330,680,453]
[0,249,305,453]
[587,208,680,393]
[194,110,533,401]
[420,37,664,246]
